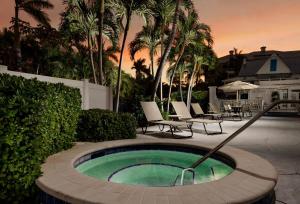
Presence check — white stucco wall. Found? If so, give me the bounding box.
[0,65,113,110]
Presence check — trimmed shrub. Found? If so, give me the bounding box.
[76,109,136,142]
[0,74,81,203]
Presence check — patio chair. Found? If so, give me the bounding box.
[171,101,223,135]
[225,104,242,120]
[191,103,223,120]
[140,101,193,138]
[242,103,252,117]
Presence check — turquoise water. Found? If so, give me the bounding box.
[76,150,233,187]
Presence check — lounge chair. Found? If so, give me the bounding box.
[171,101,223,135]
[209,103,222,114]
[191,103,223,120]
[140,101,193,137]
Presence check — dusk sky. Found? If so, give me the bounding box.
[1,0,300,78]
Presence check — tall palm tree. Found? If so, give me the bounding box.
[186,44,216,110]
[67,0,99,83]
[129,25,160,77]
[13,0,53,70]
[107,0,154,112]
[177,63,186,101]
[151,0,194,100]
[166,9,212,112]
[151,0,180,100]
[93,0,120,85]
[152,0,176,109]
[97,0,105,85]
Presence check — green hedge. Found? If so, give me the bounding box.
[77,109,137,142]
[0,74,81,203]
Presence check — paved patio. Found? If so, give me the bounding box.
[137,116,300,204]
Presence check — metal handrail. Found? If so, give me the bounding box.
[189,100,300,169]
[180,168,195,185]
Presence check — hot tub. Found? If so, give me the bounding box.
[37,139,277,204]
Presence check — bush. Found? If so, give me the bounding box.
[0,74,81,203]
[77,109,136,142]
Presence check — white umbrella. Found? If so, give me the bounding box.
[219,81,259,101]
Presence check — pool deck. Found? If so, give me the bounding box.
[138,116,300,204]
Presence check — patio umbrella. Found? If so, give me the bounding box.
[219,81,259,101]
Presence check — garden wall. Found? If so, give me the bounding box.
[0,65,113,110]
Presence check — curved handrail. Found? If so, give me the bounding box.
[189,100,300,169]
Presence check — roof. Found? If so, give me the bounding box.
[238,50,300,76]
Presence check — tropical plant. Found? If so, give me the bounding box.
[67,0,99,83]
[166,61,187,101]
[129,25,160,77]
[107,0,154,112]
[152,0,176,109]
[132,58,151,80]
[166,9,212,112]
[92,0,121,85]
[151,0,194,100]
[13,0,53,69]
[186,44,216,109]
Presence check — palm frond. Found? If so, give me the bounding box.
[22,5,51,27]
[23,0,54,9]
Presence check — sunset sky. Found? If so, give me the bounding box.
[1,0,300,78]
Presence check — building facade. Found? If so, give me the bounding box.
[222,47,300,111]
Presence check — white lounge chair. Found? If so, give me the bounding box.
[172,101,223,135]
[140,101,193,137]
[191,103,223,120]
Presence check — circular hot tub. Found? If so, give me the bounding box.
[37,139,277,204]
[75,145,234,187]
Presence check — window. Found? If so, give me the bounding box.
[270,59,277,72]
[240,93,248,100]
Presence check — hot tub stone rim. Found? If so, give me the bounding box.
[36,139,277,204]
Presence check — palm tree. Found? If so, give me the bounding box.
[186,45,216,109]
[166,9,212,112]
[129,25,160,77]
[151,0,194,101]
[67,0,99,83]
[151,0,181,100]
[13,0,53,70]
[152,0,176,109]
[97,0,105,85]
[177,63,186,101]
[131,58,151,80]
[107,0,154,112]
[93,0,120,85]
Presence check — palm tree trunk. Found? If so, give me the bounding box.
[166,46,185,113]
[115,12,132,112]
[88,36,98,84]
[150,51,154,77]
[151,0,180,100]
[166,71,175,113]
[97,0,105,85]
[14,1,22,71]
[159,25,164,112]
[179,72,183,101]
[187,63,197,110]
